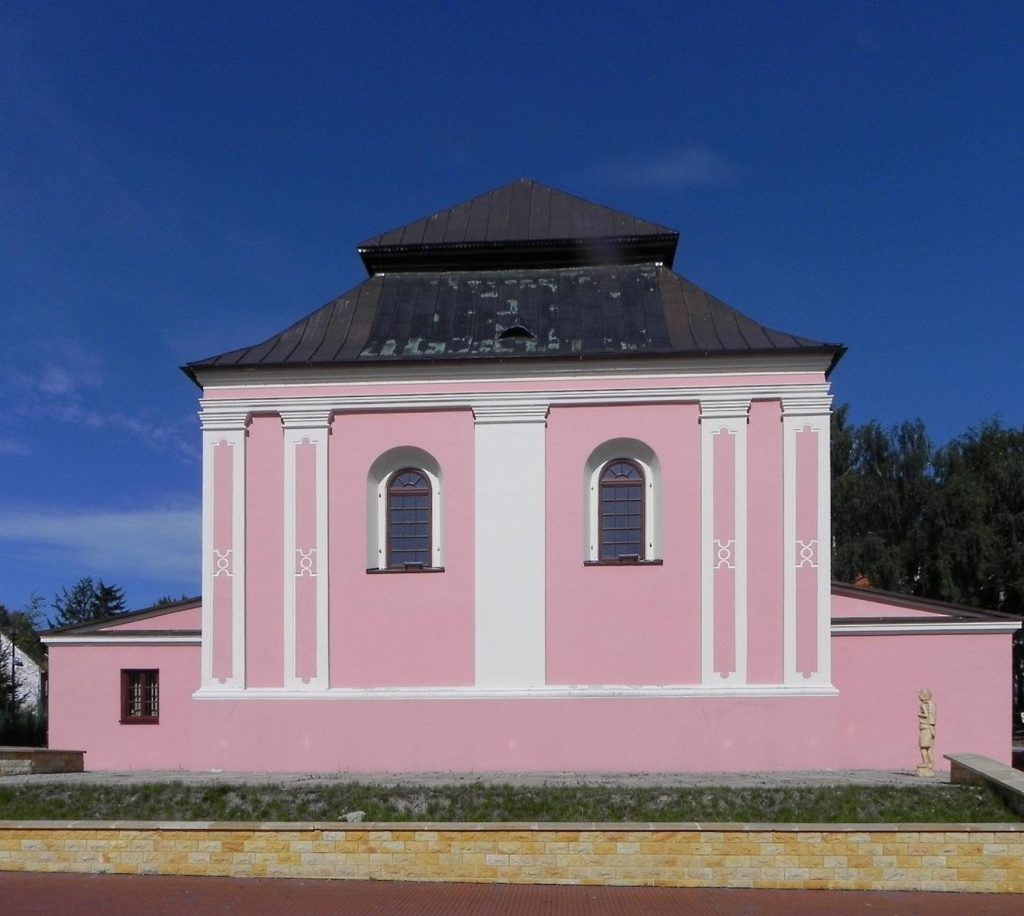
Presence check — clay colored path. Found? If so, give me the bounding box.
[1,873,1019,915]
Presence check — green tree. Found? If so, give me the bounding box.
[52,577,127,627]
[831,405,935,594]
[0,596,47,745]
[832,409,1024,725]
[94,580,127,617]
[153,593,191,607]
[924,420,1024,614]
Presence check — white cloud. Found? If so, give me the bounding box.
[9,338,104,398]
[593,145,741,191]
[5,338,199,464]
[0,505,200,582]
[0,437,31,456]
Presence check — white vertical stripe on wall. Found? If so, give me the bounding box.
[473,402,549,687]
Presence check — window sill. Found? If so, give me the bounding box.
[366,566,446,574]
[120,718,159,725]
[584,559,663,567]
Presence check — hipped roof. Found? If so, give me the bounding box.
[186,180,843,380]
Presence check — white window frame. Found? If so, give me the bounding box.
[584,438,661,562]
[367,446,443,569]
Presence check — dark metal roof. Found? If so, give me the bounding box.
[186,181,845,380]
[358,179,680,273]
[187,266,841,374]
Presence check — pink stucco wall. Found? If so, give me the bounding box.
[545,404,701,686]
[45,365,1017,773]
[328,409,476,688]
[47,645,199,771]
[187,695,839,773]
[833,631,1013,767]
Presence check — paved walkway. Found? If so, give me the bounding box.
[1,873,1020,915]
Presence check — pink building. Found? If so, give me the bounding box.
[43,181,1019,772]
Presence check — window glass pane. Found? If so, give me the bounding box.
[598,459,645,560]
[387,468,432,567]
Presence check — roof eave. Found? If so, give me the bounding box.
[187,346,843,384]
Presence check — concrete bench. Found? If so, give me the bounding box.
[945,752,1024,817]
[0,747,85,776]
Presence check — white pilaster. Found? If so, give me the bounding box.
[782,393,833,686]
[199,408,248,691]
[699,397,750,685]
[473,401,549,686]
[281,409,332,690]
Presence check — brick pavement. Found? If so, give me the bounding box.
[1,873,1020,915]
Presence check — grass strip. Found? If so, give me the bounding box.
[0,781,1019,823]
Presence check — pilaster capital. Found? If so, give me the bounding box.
[781,391,833,417]
[280,408,334,431]
[472,401,550,424]
[199,404,251,432]
[698,396,751,422]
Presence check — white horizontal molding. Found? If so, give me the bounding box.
[193,683,839,701]
[831,621,1022,636]
[43,635,202,646]
[193,352,836,392]
[199,383,833,423]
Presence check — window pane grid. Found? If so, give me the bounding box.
[121,670,159,722]
[387,468,432,567]
[598,458,645,560]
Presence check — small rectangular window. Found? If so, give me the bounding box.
[120,669,159,724]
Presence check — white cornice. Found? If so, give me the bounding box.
[192,352,834,392]
[781,394,833,416]
[193,683,839,701]
[279,409,334,430]
[831,621,1021,636]
[698,396,751,420]
[199,410,251,431]
[199,383,833,421]
[472,402,550,424]
[43,635,201,646]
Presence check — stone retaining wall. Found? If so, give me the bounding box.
[1,822,1023,892]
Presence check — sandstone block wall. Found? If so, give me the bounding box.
[1,822,1022,893]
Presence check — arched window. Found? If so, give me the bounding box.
[367,447,443,572]
[387,468,432,568]
[599,459,645,560]
[584,439,661,565]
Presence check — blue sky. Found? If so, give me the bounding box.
[1,2,1021,618]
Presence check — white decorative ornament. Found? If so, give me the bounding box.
[713,539,735,569]
[213,549,233,577]
[796,539,818,568]
[296,548,316,577]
